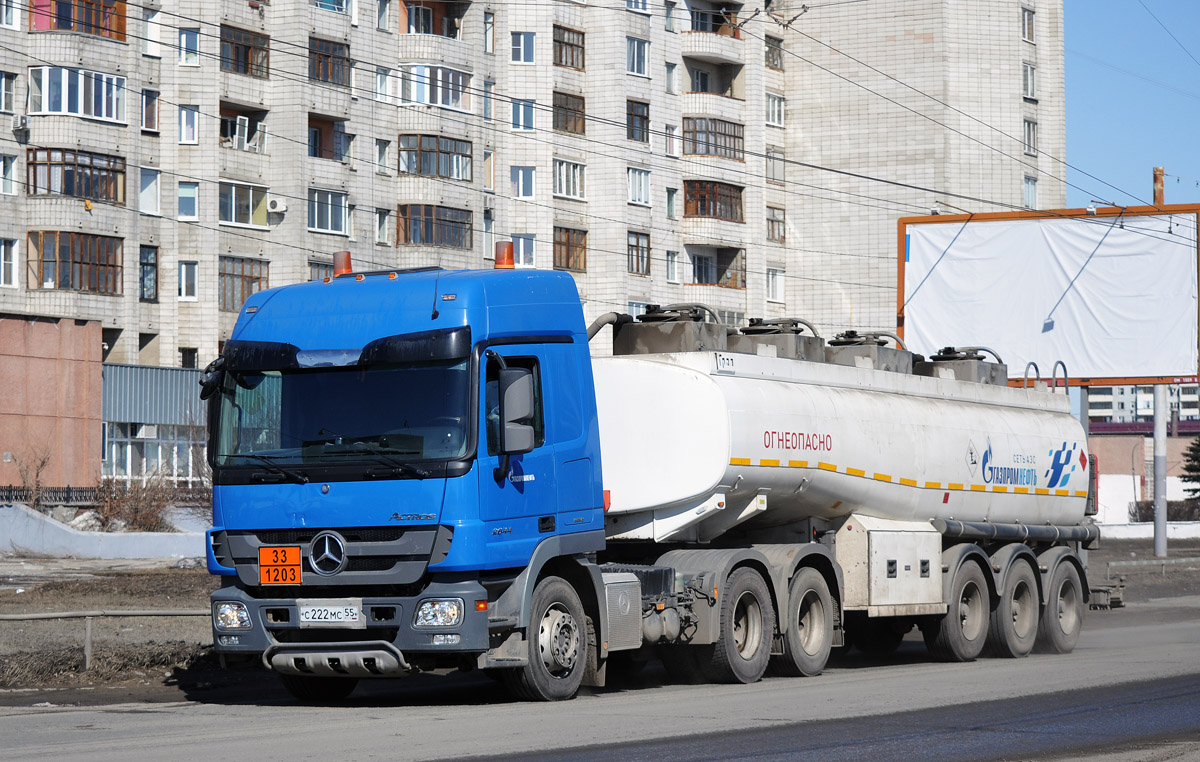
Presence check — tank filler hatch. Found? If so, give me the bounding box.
[824,330,914,374]
[913,346,1008,386]
[727,318,826,361]
[612,303,730,355]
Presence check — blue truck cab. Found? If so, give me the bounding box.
[203,267,610,701]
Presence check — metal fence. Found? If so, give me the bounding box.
[0,610,209,670]
[0,486,97,505]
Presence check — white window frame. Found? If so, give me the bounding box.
[553,159,585,200]
[1024,176,1038,209]
[511,165,535,199]
[375,208,390,244]
[1021,7,1034,43]
[28,67,126,123]
[627,167,650,206]
[141,9,160,56]
[766,147,786,183]
[0,154,14,195]
[666,187,678,218]
[513,234,535,268]
[692,253,715,284]
[483,209,495,259]
[179,29,200,66]
[483,81,495,121]
[483,150,495,191]
[0,0,16,29]
[626,37,649,76]
[665,1,675,31]
[1022,62,1036,99]
[375,68,392,101]
[511,99,534,131]
[219,181,270,228]
[139,168,161,215]
[398,64,472,111]
[377,0,392,30]
[178,181,199,220]
[375,138,390,174]
[0,239,16,289]
[178,261,198,301]
[408,4,432,34]
[767,267,784,302]
[665,124,679,156]
[512,32,535,63]
[665,250,679,283]
[484,12,495,53]
[308,188,349,234]
[627,0,649,11]
[179,106,199,144]
[665,62,677,94]
[766,93,785,127]
[1023,119,1038,156]
[0,72,13,113]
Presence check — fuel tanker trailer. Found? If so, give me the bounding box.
[202,267,1099,702]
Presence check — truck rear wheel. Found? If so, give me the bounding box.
[772,567,833,677]
[701,567,774,684]
[1035,561,1084,654]
[502,576,587,701]
[923,560,988,662]
[986,559,1039,658]
[278,674,359,703]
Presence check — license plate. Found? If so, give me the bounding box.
[259,546,302,585]
[297,598,365,629]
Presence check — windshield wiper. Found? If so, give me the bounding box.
[235,453,309,484]
[359,447,430,479]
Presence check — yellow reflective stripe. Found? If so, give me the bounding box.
[759,459,780,467]
[1073,491,1088,498]
[949,483,965,491]
[788,460,808,468]
[992,486,1008,493]
[1035,488,1050,495]
[818,462,837,472]
[969,484,986,492]
[1014,487,1029,494]
[899,477,918,487]
[730,458,751,466]
[924,481,941,489]
[1055,489,1069,496]
[873,473,893,482]
[846,467,866,477]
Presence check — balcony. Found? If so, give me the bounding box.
[680,6,743,64]
[30,0,126,42]
[219,103,267,154]
[684,245,746,289]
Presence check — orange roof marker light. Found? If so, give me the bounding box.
[333,250,353,277]
[494,241,514,269]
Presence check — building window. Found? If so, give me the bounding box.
[685,180,743,221]
[375,209,390,243]
[627,100,649,142]
[483,81,494,120]
[178,261,197,300]
[375,68,391,101]
[407,3,432,33]
[513,234,535,267]
[1021,7,1034,43]
[553,227,586,271]
[510,166,535,199]
[26,148,127,205]
[399,65,471,110]
[1024,176,1038,209]
[766,147,786,184]
[139,168,160,214]
[28,67,125,122]
[0,154,14,195]
[627,232,650,275]
[767,267,784,302]
[626,37,648,75]
[308,189,348,233]
[483,151,494,190]
[28,231,122,294]
[512,32,535,63]
[682,117,744,160]
[512,99,535,130]
[1023,119,1038,156]
[665,1,675,31]
[627,0,648,11]
[628,167,650,205]
[553,92,586,134]
[219,255,268,312]
[310,38,351,86]
[310,261,334,281]
[692,253,715,284]
[179,348,198,369]
[179,106,199,144]
[553,159,585,199]
[141,90,159,131]
[553,26,585,69]
[313,0,349,12]
[0,239,15,288]
[665,124,679,156]
[179,29,200,65]
[141,8,160,55]
[375,139,390,173]
[484,11,495,53]
[1022,62,1036,99]
[29,0,125,39]
[766,93,785,127]
[398,135,473,180]
[767,206,786,242]
[377,0,392,29]
[219,181,269,227]
[483,209,494,257]
[665,250,679,283]
[691,68,711,93]
[139,245,157,301]
[0,72,14,112]
[665,62,677,93]
[765,36,783,70]
[1,0,15,29]
[220,26,269,78]
[397,204,472,248]
[666,187,678,218]
[178,181,198,219]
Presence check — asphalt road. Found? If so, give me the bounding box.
[1,595,1198,762]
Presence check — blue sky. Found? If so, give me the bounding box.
[1065,0,1200,208]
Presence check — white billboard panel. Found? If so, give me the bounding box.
[900,207,1200,384]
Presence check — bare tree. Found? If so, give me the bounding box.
[14,442,53,512]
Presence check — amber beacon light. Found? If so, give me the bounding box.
[494,241,514,269]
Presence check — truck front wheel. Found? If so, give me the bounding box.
[701,567,774,684]
[772,567,833,676]
[1035,561,1084,654]
[922,560,989,662]
[503,576,587,701]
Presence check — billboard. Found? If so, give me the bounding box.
[898,205,1200,385]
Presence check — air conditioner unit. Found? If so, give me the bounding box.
[12,115,28,131]
[267,196,287,213]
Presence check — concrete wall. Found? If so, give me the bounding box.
[0,503,204,559]
[0,314,102,488]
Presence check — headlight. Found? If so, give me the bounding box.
[414,598,463,627]
[213,601,252,630]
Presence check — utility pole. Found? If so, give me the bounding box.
[1152,166,1168,557]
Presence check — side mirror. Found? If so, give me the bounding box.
[198,356,225,401]
[498,367,535,455]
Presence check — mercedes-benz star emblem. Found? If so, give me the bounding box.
[309,531,348,576]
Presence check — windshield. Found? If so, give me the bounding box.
[215,360,470,467]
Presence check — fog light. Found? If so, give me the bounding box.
[414,598,463,627]
[214,601,252,630]
[432,634,461,645]
[217,634,241,646]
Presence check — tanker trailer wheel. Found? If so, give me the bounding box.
[771,567,833,677]
[502,576,586,701]
[985,559,1039,658]
[701,567,775,684]
[279,674,359,703]
[1034,561,1084,654]
[922,561,989,662]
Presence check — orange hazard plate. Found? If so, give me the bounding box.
[259,546,302,585]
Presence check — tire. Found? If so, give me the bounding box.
[923,560,989,662]
[771,567,833,677]
[1035,561,1084,654]
[700,567,774,684]
[985,559,1040,658]
[502,576,587,701]
[278,674,359,702]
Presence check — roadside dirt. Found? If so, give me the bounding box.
[0,538,1197,707]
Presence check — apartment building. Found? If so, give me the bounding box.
[1087,384,1200,424]
[0,0,1064,483]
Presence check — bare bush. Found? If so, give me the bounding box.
[1129,500,1200,522]
[94,472,181,532]
[14,443,53,512]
